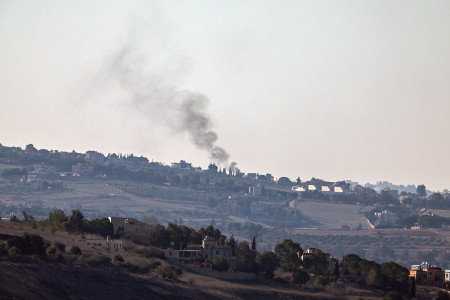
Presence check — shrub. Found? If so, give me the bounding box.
[136,247,165,259]
[0,245,8,257]
[291,268,310,285]
[8,246,20,257]
[7,233,46,256]
[48,253,65,263]
[172,266,182,276]
[114,255,124,263]
[315,275,329,286]
[212,257,230,272]
[383,291,404,300]
[148,260,161,269]
[434,290,450,300]
[46,247,56,255]
[156,266,176,280]
[54,242,65,252]
[83,255,112,267]
[69,246,82,255]
[9,215,21,223]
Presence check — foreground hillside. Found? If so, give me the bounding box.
[0,221,361,299]
[0,221,446,300]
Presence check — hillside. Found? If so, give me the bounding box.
[0,220,420,300]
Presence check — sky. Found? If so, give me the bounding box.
[0,1,449,191]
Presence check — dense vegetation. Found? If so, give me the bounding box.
[341,254,411,294]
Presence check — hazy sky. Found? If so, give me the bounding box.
[1,1,449,190]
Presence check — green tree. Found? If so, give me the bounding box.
[291,268,310,285]
[207,163,218,173]
[312,249,329,275]
[22,210,35,223]
[166,223,193,249]
[7,233,46,256]
[341,254,362,277]
[69,246,82,255]
[427,192,448,209]
[274,239,303,270]
[47,209,67,229]
[168,173,181,186]
[62,210,84,233]
[234,241,256,272]
[188,230,203,245]
[225,235,236,255]
[380,261,410,292]
[416,185,426,197]
[150,224,170,248]
[83,218,114,237]
[25,144,37,153]
[328,258,339,278]
[258,251,279,279]
[212,257,229,272]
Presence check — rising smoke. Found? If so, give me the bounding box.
[104,45,234,166]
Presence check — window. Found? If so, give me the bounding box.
[216,250,220,255]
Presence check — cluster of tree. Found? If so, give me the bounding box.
[13,209,114,237]
[0,144,85,171]
[6,233,46,257]
[426,193,450,209]
[142,223,227,249]
[137,222,261,273]
[1,168,28,177]
[341,254,411,294]
[397,214,450,229]
[271,239,340,284]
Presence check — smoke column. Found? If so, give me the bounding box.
[103,45,232,166]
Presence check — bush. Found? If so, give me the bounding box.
[434,290,450,300]
[291,268,310,285]
[172,266,182,276]
[114,255,124,263]
[9,215,21,223]
[113,258,160,274]
[0,245,8,257]
[148,260,161,269]
[383,291,404,300]
[46,247,56,255]
[7,233,46,256]
[315,275,330,286]
[135,246,165,259]
[83,255,112,267]
[156,266,178,280]
[69,246,82,255]
[54,242,65,252]
[8,246,20,257]
[212,257,230,272]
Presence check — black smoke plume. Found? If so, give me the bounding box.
[105,45,232,165]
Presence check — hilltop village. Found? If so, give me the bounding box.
[0,142,449,298]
